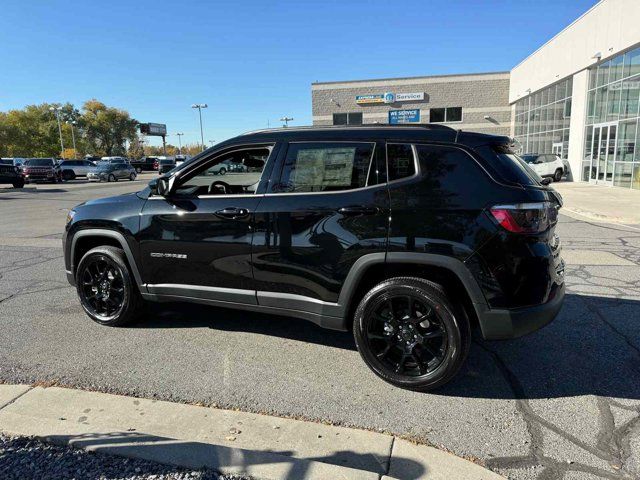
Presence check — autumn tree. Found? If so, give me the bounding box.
[81,100,138,156]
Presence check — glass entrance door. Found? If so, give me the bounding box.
[590,123,617,185]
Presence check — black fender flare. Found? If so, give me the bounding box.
[69,229,145,291]
[336,251,488,328]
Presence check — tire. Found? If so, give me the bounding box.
[12,179,24,188]
[553,169,563,182]
[136,167,142,174]
[353,277,470,392]
[218,167,226,176]
[108,174,116,182]
[63,170,76,181]
[129,173,136,181]
[75,246,145,327]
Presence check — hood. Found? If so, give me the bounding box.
[77,192,139,208]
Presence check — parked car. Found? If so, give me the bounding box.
[59,159,97,180]
[153,158,175,174]
[22,158,63,183]
[0,159,25,188]
[206,158,246,175]
[63,125,565,392]
[130,156,159,173]
[87,160,137,182]
[521,154,564,182]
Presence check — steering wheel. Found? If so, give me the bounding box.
[208,180,231,195]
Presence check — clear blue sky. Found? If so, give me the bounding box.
[1,0,596,147]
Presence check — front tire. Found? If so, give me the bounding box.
[108,174,116,182]
[129,173,136,181]
[353,277,470,391]
[75,246,144,327]
[218,167,226,176]
[553,169,563,182]
[12,179,24,188]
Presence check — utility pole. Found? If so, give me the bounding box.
[280,116,293,128]
[49,106,64,157]
[191,103,208,151]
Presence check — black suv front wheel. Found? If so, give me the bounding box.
[76,246,145,326]
[354,277,470,391]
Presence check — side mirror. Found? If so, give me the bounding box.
[156,176,170,196]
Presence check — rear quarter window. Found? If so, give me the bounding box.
[475,145,540,186]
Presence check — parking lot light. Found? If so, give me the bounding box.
[191,103,208,151]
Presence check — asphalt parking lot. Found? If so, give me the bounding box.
[0,178,638,480]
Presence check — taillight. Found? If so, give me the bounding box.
[490,202,558,234]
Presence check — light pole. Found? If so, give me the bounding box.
[191,103,208,151]
[175,133,184,154]
[280,116,293,128]
[66,120,77,158]
[49,106,64,157]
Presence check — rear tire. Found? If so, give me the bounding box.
[553,169,563,182]
[129,173,136,181]
[136,167,142,174]
[353,277,470,391]
[75,246,145,327]
[12,179,24,188]
[218,167,226,176]
[108,174,116,182]
[63,170,76,181]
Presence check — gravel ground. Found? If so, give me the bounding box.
[0,433,246,480]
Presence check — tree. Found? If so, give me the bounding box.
[81,100,138,156]
[127,136,145,159]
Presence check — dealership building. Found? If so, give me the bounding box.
[311,0,640,189]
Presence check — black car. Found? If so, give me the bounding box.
[63,125,565,391]
[0,159,25,188]
[23,158,63,183]
[157,159,176,174]
[130,156,159,173]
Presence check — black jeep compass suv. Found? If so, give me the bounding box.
[63,125,565,391]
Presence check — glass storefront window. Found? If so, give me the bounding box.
[583,45,640,188]
[513,78,572,159]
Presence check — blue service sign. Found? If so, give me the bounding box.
[389,109,420,124]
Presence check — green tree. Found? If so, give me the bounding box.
[81,99,138,156]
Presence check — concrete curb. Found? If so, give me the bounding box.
[0,384,504,480]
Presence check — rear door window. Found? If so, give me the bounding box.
[277,142,375,193]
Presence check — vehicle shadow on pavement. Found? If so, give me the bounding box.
[440,292,640,400]
[137,302,358,351]
[135,292,640,401]
[46,431,425,479]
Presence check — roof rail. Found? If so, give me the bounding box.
[242,124,456,135]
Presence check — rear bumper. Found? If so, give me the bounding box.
[478,282,565,340]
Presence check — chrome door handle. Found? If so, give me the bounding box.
[215,207,250,219]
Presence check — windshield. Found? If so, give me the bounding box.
[160,160,174,165]
[26,159,54,166]
[96,163,113,171]
[521,154,540,164]
[0,160,12,165]
[501,153,543,182]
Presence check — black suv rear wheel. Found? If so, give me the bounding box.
[75,246,145,326]
[353,277,470,391]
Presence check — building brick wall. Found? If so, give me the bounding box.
[311,72,511,136]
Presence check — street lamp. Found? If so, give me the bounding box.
[174,133,184,154]
[49,106,64,158]
[66,120,77,158]
[191,103,208,151]
[280,116,293,128]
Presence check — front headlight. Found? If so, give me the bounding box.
[66,210,76,225]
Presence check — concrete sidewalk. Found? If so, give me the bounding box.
[552,182,640,225]
[0,384,503,480]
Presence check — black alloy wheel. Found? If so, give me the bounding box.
[354,277,470,391]
[76,246,144,326]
